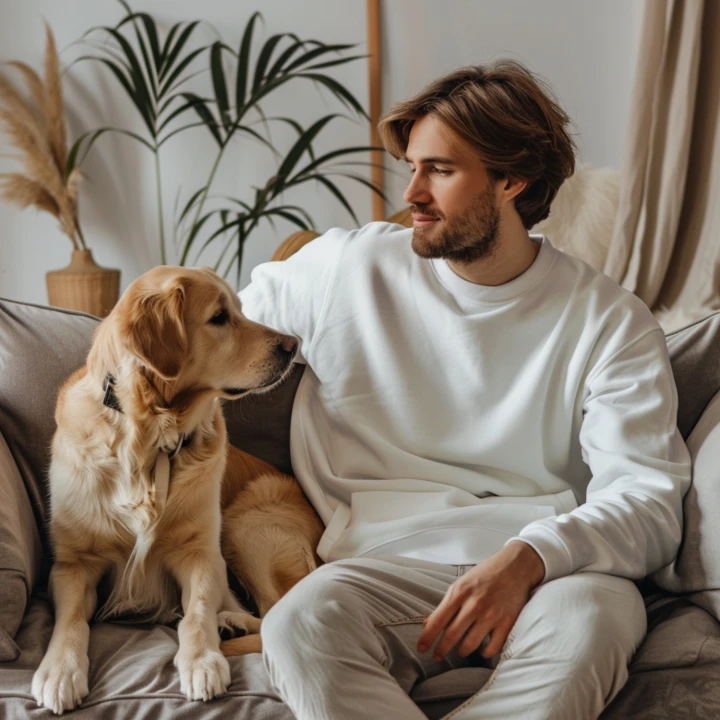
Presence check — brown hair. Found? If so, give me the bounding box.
[378,60,576,229]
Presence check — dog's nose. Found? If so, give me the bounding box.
[279,336,298,354]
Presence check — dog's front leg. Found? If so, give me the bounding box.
[32,560,104,714]
[168,552,231,701]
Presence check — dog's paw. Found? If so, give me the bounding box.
[32,653,89,715]
[217,610,261,641]
[174,648,231,701]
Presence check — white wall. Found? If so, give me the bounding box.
[0,0,643,306]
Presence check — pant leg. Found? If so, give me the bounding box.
[261,555,472,720]
[448,572,647,720]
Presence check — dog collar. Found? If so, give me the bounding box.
[103,374,194,457]
[103,374,123,413]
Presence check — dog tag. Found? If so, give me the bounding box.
[154,451,170,516]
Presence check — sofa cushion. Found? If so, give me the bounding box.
[0,431,43,661]
[653,390,720,608]
[0,594,484,718]
[602,597,720,718]
[2,301,720,518]
[666,311,720,439]
[1,595,296,719]
[0,299,99,536]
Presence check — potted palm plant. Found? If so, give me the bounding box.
[0,25,120,318]
[77,2,385,285]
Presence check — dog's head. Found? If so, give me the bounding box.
[101,265,296,400]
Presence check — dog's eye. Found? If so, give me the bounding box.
[209,309,229,326]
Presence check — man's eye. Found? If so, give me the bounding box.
[432,167,450,175]
[209,309,229,326]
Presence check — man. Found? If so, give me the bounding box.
[238,61,691,719]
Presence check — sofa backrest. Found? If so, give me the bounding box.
[2,296,720,546]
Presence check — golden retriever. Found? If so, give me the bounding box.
[32,266,323,714]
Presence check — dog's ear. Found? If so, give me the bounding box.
[125,281,188,380]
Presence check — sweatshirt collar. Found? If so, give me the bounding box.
[429,235,556,304]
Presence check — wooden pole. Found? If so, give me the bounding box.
[367,0,385,220]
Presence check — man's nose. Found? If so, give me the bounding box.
[403,173,431,206]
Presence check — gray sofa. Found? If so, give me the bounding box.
[2,295,720,718]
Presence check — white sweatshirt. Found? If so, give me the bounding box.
[239,222,691,582]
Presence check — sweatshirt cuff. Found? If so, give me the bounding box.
[505,524,575,584]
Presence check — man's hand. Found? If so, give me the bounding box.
[417,541,545,661]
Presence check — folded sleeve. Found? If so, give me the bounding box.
[238,227,349,361]
[510,328,692,583]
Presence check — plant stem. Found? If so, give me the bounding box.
[154,147,166,265]
[75,221,88,251]
[186,142,227,262]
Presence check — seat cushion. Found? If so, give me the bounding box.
[602,597,720,718]
[1,595,295,719]
[0,594,485,719]
[0,432,43,661]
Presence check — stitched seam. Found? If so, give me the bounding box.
[302,230,351,361]
[0,296,100,321]
[439,632,516,719]
[0,690,285,707]
[585,327,663,386]
[375,615,426,629]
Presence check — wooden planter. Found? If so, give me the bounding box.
[46,249,120,318]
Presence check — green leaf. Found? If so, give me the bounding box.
[176,186,207,227]
[233,124,277,155]
[274,114,338,192]
[293,145,380,180]
[116,6,162,98]
[304,54,368,71]
[265,208,310,230]
[264,36,309,82]
[157,121,211,148]
[158,45,207,99]
[195,215,244,261]
[95,25,157,136]
[179,209,216,265]
[180,92,223,145]
[159,22,182,73]
[263,116,314,161]
[157,92,211,133]
[252,33,285,93]
[284,43,355,72]
[210,42,231,131]
[307,173,359,224]
[299,72,368,118]
[324,171,390,204]
[236,12,261,111]
[213,224,243,273]
[159,21,200,83]
[66,126,155,179]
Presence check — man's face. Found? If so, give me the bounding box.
[403,115,501,263]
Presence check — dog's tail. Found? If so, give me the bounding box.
[220,634,263,656]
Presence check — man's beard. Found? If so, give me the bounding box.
[411,183,500,263]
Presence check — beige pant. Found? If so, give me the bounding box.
[261,556,646,720]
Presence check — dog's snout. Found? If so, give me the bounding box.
[278,335,298,356]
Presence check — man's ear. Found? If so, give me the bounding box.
[502,176,529,202]
[124,281,187,380]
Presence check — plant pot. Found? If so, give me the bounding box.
[46,249,120,318]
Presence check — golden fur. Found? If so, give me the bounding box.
[32,266,322,714]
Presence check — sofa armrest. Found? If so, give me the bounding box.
[0,431,44,661]
[271,209,414,262]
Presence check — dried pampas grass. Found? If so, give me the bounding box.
[0,24,85,249]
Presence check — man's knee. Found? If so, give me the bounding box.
[261,560,373,656]
[513,572,647,665]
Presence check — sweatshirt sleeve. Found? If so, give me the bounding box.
[510,328,692,583]
[238,227,348,361]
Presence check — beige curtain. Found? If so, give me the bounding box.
[605,0,720,325]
